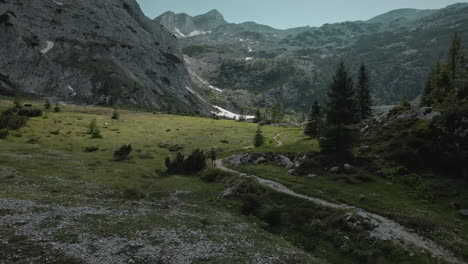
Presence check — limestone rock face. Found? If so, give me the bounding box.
[0,0,209,114]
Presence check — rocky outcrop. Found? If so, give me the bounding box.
[0,0,210,114]
[154,9,227,37]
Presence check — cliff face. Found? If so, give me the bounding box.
[0,0,209,114]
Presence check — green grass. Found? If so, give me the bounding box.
[231,163,468,261]
[0,99,320,263]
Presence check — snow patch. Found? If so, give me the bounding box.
[41,41,54,54]
[187,30,211,37]
[186,86,206,102]
[211,106,255,120]
[208,85,223,93]
[239,39,244,42]
[53,0,63,5]
[174,28,186,38]
[248,46,253,53]
[67,85,77,97]
[245,57,253,61]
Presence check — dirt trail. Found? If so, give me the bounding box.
[273,132,284,146]
[215,159,465,264]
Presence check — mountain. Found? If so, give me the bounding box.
[0,0,209,114]
[155,3,468,112]
[154,9,227,38]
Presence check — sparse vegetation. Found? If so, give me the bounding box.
[113,144,133,161]
[87,119,102,139]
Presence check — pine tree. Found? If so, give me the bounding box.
[254,126,265,148]
[87,119,102,139]
[421,67,436,107]
[448,33,464,87]
[254,108,262,123]
[320,61,358,161]
[271,102,284,123]
[356,64,372,121]
[304,101,321,137]
[326,62,355,126]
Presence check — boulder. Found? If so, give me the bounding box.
[254,157,267,165]
[330,166,341,173]
[344,164,356,173]
[460,210,468,218]
[306,174,318,178]
[274,155,295,169]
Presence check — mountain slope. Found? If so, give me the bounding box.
[0,0,209,114]
[155,3,468,112]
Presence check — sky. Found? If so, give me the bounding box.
[136,0,466,29]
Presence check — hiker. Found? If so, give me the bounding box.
[211,147,217,166]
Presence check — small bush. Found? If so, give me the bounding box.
[264,208,283,226]
[165,149,206,174]
[0,109,28,130]
[53,104,61,112]
[114,144,132,161]
[87,119,102,139]
[84,146,99,153]
[44,99,51,110]
[111,109,120,120]
[200,168,233,182]
[122,188,145,200]
[18,108,43,117]
[241,193,261,215]
[0,129,9,139]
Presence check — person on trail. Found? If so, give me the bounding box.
[211,147,217,166]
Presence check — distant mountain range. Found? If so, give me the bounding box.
[156,3,468,111]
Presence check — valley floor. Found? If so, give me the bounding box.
[0,99,467,264]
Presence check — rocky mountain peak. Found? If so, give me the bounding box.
[199,9,224,21]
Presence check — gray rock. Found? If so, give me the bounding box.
[254,157,266,165]
[275,155,295,169]
[306,174,318,178]
[0,0,209,114]
[330,167,340,173]
[460,210,468,217]
[344,164,355,173]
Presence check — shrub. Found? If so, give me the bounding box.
[18,108,43,117]
[200,168,234,182]
[84,146,99,153]
[0,109,28,130]
[44,99,51,110]
[114,144,132,161]
[53,104,61,112]
[87,119,102,139]
[241,193,261,215]
[165,149,206,174]
[0,129,9,139]
[111,109,120,120]
[264,208,283,226]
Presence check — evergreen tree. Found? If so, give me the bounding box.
[448,33,465,88]
[254,108,262,123]
[421,67,436,107]
[326,62,356,126]
[271,102,284,123]
[304,101,321,137]
[356,64,372,121]
[320,61,358,161]
[254,126,265,148]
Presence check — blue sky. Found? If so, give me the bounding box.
[137,0,465,29]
